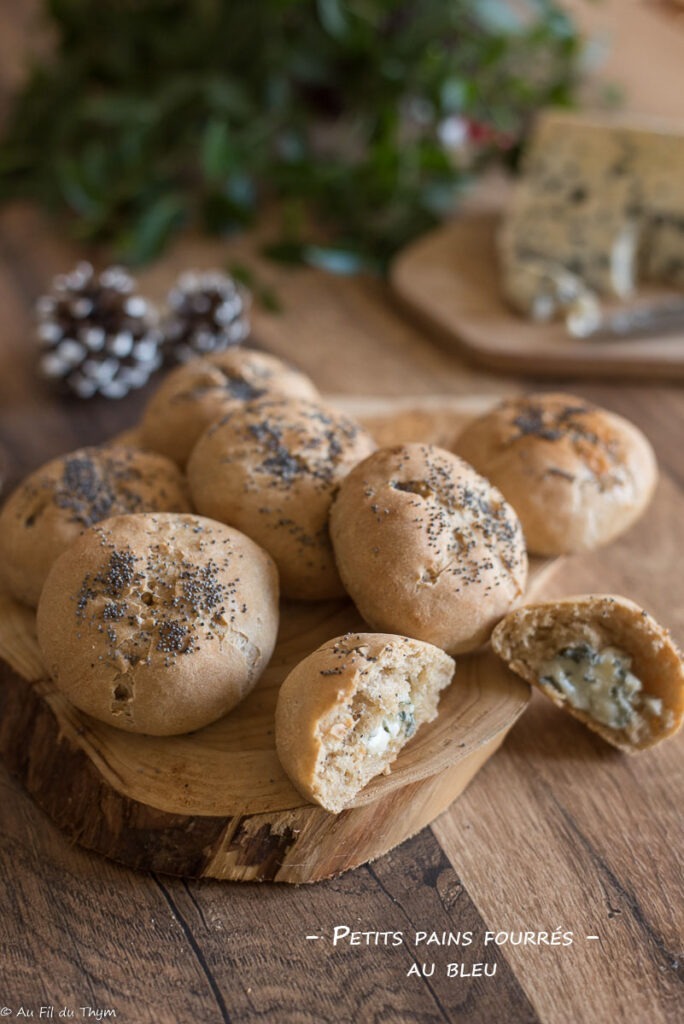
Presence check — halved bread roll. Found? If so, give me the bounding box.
[491,595,684,751]
[275,632,455,812]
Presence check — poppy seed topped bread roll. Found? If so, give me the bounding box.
[36,513,279,735]
[138,347,320,466]
[0,446,191,607]
[491,595,684,752]
[453,392,658,556]
[330,444,528,654]
[275,632,455,813]
[187,397,376,600]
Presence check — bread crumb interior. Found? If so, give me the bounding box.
[312,647,450,812]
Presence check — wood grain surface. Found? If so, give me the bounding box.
[0,398,557,884]
[1,1,683,1021]
[390,210,684,379]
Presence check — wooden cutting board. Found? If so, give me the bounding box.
[0,396,557,884]
[390,210,684,380]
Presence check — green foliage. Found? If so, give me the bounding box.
[0,0,583,268]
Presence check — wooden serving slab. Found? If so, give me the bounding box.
[390,210,684,380]
[0,396,556,883]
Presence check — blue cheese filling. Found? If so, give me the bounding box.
[364,703,416,755]
[538,644,662,732]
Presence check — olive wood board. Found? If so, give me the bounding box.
[390,210,684,379]
[0,395,558,884]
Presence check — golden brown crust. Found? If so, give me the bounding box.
[187,397,376,600]
[275,638,366,809]
[491,594,684,751]
[275,632,455,811]
[36,512,279,735]
[453,393,658,556]
[0,446,191,607]
[138,348,319,466]
[329,444,528,654]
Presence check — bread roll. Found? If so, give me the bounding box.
[491,594,684,751]
[330,444,528,654]
[275,632,455,813]
[188,397,376,600]
[138,347,319,466]
[453,392,658,556]
[0,446,190,606]
[37,512,279,735]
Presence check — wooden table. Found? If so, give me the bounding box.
[0,3,683,1023]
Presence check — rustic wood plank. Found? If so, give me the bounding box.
[564,0,684,120]
[1,762,543,1024]
[433,473,684,1024]
[163,830,541,1024]
[0,771,228,1024]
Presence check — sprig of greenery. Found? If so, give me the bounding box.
[0,0,583,269]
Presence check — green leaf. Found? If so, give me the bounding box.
[440,78,470,114]
[303,245,377,275]
[201,118,233,182]
[228,261,283,312]
[473,1,524,33]
[262,240,308,265]
[119,194,186,265]
[317,0,347,39]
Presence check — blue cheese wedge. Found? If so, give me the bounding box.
[498,111,684,334]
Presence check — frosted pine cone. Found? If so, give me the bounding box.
[162,270,251,364]
[36,262,162,399]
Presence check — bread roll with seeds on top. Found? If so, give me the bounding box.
[491,595,684,752]
[36,512,279,735]
[275,632,455,813]
[138,347,319,467]
[453,392,657,556]
[188,397,376,600]
[0,446,190,607]
[330,444,528,655]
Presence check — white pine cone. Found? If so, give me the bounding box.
[161,270,251,364]
[35,262,162,399]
